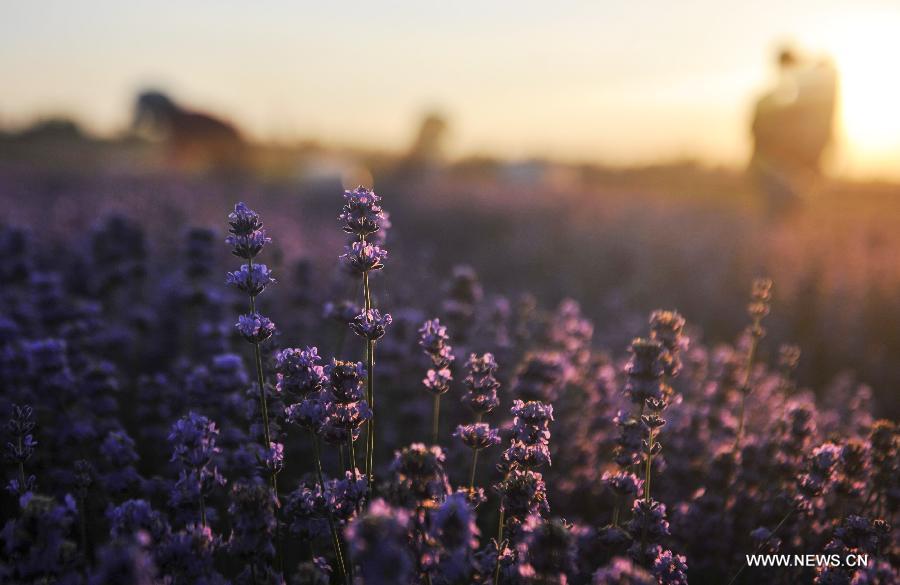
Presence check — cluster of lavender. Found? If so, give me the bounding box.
[0,188,896,585]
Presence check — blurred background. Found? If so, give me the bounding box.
[2,0,899,417]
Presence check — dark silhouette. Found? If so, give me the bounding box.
[749,46,838,216]
[133,91,245,170]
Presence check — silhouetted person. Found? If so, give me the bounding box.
[750,47,837,216]
[394,111,449,180]
[133,91,244,170]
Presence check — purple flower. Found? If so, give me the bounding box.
[276,347,326,397]
[264,441,284,475]
[494,468,549,523]
[341,241,387,273]
[226,230,270,259]
[501,440,552,470]
[350,308,393,341]
[592,557,654,584]
[810,442,842,474]
[624,338,666,405]
[325,401,372,433]
[108,499,170,543]
[155,523,223,584]
[462,352,501,415]
[327,470,369,522]
[652,549,688,585]
[325,359,367,403]
[602,471,644,500]
[285,483,330,540]
[454,423,501,451]
[512,351,568,403]
[285,397,328,432]
[225,263,275,297]
[428,492,479,582]
[387,443,452,506]
[235,312,276,343]
[345,499,414,585]
[518,517,575,583]
[5,404,37,465]
[419,318,454,368]
[510,399,554,445]
[227,202,264,236]
[649,310,687,377]
[339,186,386,238]
[429,492,479,552]
[168,412,220,470]
[423,367,452,396]
[626,499,670,544]
[227,482,277,564]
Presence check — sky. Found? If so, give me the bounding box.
[3,1,900,178]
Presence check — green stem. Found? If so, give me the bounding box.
[79,495,88,571]
[246,257,280,575]
[312,433,348,584]
[469,448,480,491]
[493,504,505,585]
[726,507,795,585]
[432,394,441,444]
[367,339,375,493]
[734,320,762,452]
[198,469,207,527]
[348,437,358,480]
[362,269,376,496]
[644,428,655,504]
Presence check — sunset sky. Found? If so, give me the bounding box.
[3,0,900,178]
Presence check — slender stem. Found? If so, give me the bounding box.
[312,433,348,584]
[469,448,480,490]
[198,469,207,527]
[612,495,620,527]
[432,394,441,444]
[644,428,655,504]
[726,507,795,585]
[367,339,375,493]
[493,504,505,585]
[348,436,358,480]
[79,496,88,570]
[362,270,376,495]
[734,320,762,452]
[246,257,280,576]
[348,436,361,518]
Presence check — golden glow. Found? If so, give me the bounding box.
[810,10,900,177]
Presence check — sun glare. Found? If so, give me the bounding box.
[817,12,900,176]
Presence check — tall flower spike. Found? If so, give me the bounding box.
[462,352,501,416]
[224,201,280,570]
[419,318,454,443]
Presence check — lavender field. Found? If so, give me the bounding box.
[0,161,897,585]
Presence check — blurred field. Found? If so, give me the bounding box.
[2,141,898,419]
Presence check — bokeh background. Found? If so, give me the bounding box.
[2,0,899,418]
